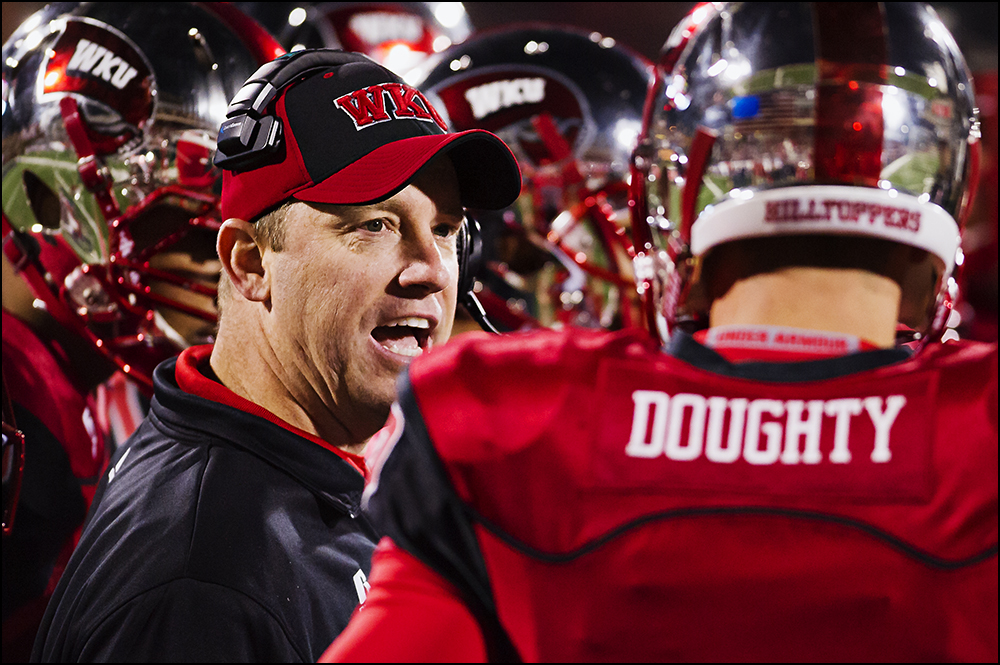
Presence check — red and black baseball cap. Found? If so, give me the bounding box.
[216,49,522,222]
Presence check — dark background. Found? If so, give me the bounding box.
[465,2,998,73]
[3,2,998,72]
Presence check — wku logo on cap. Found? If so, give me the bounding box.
[334,82,448,131]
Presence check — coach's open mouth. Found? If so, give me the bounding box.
[371,317,433,358]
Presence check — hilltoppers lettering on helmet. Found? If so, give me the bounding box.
[764,198,921,233]
[691,186,961,274]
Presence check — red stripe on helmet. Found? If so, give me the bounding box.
[813,2,888,186]
[197,2,287,64]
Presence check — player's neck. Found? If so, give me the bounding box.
[709,266,901,349]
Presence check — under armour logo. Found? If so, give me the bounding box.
[107,447,131,484]
[334,83,448,131]
[353,568,371,605]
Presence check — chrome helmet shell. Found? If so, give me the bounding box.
[2,2,283,391]
[232,2,472,76]
[631,2,980,345]
[412,23,653,330]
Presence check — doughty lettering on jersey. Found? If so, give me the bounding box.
[591,358,936,500]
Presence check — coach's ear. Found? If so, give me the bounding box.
[217,218,269,303]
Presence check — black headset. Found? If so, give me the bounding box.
[213,48,498,334]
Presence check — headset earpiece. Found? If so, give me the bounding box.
[457,214,499,334]
[213,49,376,171]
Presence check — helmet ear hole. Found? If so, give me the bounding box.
[22,171,62,231]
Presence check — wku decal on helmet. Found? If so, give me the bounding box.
[2,2,283,393]
[428,66,593,170]
[630,1,980,348]
[39,18,155,159]
[411,23,653,331]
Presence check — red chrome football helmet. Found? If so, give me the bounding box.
[2,2,284,392]
[233,2,473,76]
[411,24,654,331]
[631,2,981,347]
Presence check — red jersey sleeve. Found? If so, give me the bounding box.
[320,537,486,663]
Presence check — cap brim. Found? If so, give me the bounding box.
[292,129,522,210]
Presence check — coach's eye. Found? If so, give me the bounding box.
[434,222,460,238]
[362,219,385,233]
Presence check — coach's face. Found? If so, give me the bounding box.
[263,155,462,437]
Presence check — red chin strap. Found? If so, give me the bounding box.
[59,97,122,221]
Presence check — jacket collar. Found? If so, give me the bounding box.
[150,346,367,516]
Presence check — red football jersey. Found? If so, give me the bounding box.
[325,327,998,662]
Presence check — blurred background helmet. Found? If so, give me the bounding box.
[631,1,981,347]
[411,23,653,331]
[232,1,473,76]
[2,2,283,392]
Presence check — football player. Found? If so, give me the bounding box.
[1,3,280,659]
[322,2,998,661]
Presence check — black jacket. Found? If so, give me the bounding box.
[31,348,380,662]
